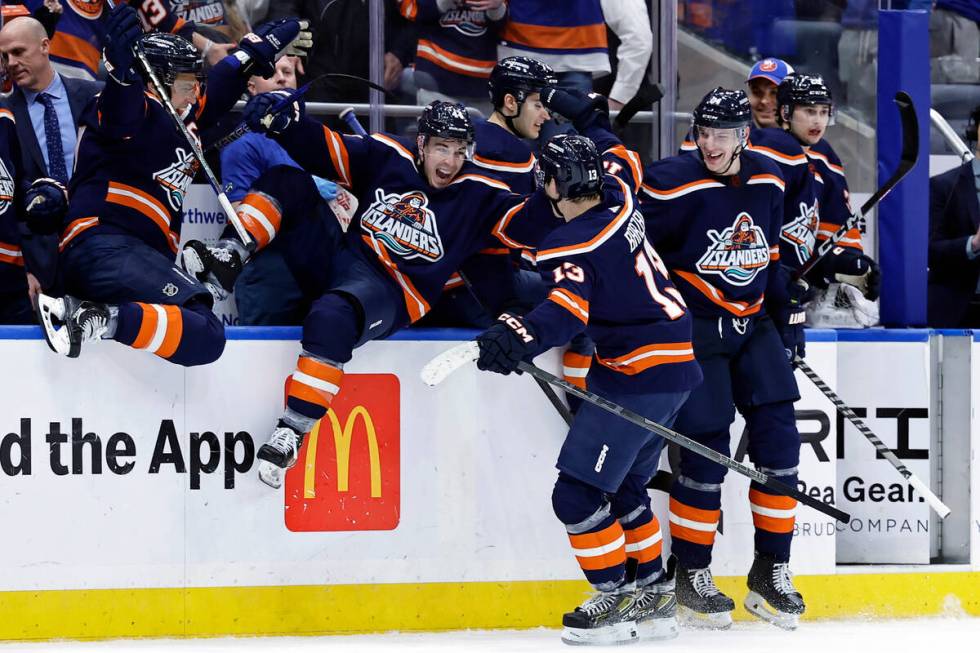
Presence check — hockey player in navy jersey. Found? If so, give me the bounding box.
[640,88,808,630]
[475,90,702,645]
[35,4,309,364]
[776,73,880,301]
[183,99,560,489]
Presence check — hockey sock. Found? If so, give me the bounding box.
[235,191,282,251]
[668,474,722,569]
[114,301,224,366]
[285,350,344,423]
[553,473,627,591]
[619,506,664,587]
[749,480,797,562]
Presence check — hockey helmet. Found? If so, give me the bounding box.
[136,32,203,89]
[417,101,475,157]
[489,56,557,108]
[692,87,752,130]
[777,73,835,123]
[536,134,603,200]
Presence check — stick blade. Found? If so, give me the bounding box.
[420,341,480,387]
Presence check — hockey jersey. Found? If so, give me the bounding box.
[60,54,246,257]
[472,118,537,196]
[273,116,562,323]
[526,132,701,396]
[498,0,608,75]
[400,0,506,99]
[0,108,27,293]
[640,150,787,319]
[806,138,863,252]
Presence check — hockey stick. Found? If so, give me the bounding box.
[105,0,253,246]
[799,91,919,278]
[422,343,851,523]
[340,106,369,136]
[794,357,951,519]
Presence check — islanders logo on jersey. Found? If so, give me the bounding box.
[780,200,818,265]
[361,189,444,263]
[0,158,13,214]
[440,9,490,36]
[696,213,770,286]
[153,148,199,212]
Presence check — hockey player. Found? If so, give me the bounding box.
[640,87,808,630]
[776,73,880,301]
[35,4,309,363]
[183,98,560,489]
[474,93,702,644]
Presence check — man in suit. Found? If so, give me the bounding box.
[928,104,980,328]
[0,15,101,185]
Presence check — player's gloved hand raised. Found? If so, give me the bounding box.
[810,246,880,301]
[236,18,312,78]
[103,4,142,83]
[540,86,610,131]
[24,178,68,235]
[771,278,811,363]
[243,90,305,136]
[476,313,538,375]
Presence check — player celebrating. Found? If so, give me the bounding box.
[776,73,880,301]
[640,87,808,630]
[183,99,559,489]
[35,5,308,364]
[475,90,702,643]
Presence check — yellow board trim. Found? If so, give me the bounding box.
[1,572,978,641]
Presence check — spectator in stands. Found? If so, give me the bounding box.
[1,1,62,39]
[169,0,250,44]
[267,0,416,103]
[399,0,507,117]
[220,56,338,324]
[928,105,980,328]
[930,1,979,84]
[234,0,270,27]
[745,57,793,129]
[594,0,652,112]
[0,16,101,184]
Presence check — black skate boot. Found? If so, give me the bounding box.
[631,565,679,641]
[181,239,244,299]
[744,553,805,630]
[256,423,305,489]
[672,555,735,630]
[37,294,111,358]
[560,586,638,646]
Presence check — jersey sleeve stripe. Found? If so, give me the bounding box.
[680,140,697,151]
[806,150,846,176]
[672,269,765,317]
[323,127,353,187]
[372,133,418,168]
[604,145,643,192]
[451,173,512,191]
[492,200,532,249]
[536,177,634,262]
[746,174,785,192]
[747,144,807,166]
[640,178,725,200]
[472,153,536,172]
[0,241,23,266]
[548,288,590,323]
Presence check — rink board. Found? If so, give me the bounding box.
[0,328,976,639]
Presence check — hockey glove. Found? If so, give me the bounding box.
[103,4,143,84]
[540,86,611,132]
[476,313,538,375]
[236,18,312,79]
[811,247,881,301]
[24,178,68,235]
[771,279,811,362]
[243,90,305,136]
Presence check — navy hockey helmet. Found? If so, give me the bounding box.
[692,87,752,130]
[136,32,203,89]
[489,56,557,108]
[418,101,475,156]
[777,73,835,123]
[536,134,603,200]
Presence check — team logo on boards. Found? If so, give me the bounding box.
[284,374,400,532]
[153,147,199,212]
[68,0,103,20]
[0,158,14,213]
[781,201,819,265]
[360,189,445,262]
[696,212,770,286]
[440,9,490,36]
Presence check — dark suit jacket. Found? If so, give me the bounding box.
[5,74,102,183]
[928,160,980,327]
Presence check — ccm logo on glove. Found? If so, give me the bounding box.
[501,313,535,343]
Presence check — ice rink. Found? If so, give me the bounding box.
[1,618,978,653]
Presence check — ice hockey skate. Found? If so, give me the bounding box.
[37,294,111,358]
[181,239,244,298]
[631,571,679,641]
[744,553,805,630]
[672,556,735,629]
[256,424,304,489]
[560,587,639,646]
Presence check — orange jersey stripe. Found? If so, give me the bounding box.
[105,182,177,253]
[0,241,23,266]
[59,217,99,251]
[537,177,633,261]
[641,178,723,200]
[604,145,643,192]
[361,235,431,322]
[501,21,607,51]
[673,270,764,317]
[323,127,353,187]
[595,342,695,375]
[548,288,590,324]
[398,0,418,20]
[472,153,536,172]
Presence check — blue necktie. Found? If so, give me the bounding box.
[37,92,68,184]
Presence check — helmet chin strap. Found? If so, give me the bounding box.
[504,95,531,139]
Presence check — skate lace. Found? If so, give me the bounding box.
[771,562,796,596]
[267,428,298,455]
[580,591,622,617]
[78,310,107,341]
[690,568,721,598]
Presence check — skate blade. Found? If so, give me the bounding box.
[743,591,800,630]
[257,461,286,489]
[560,621,638,646]
[636,616,679,640]
[677,605,732,630]
[36,294,75,357]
